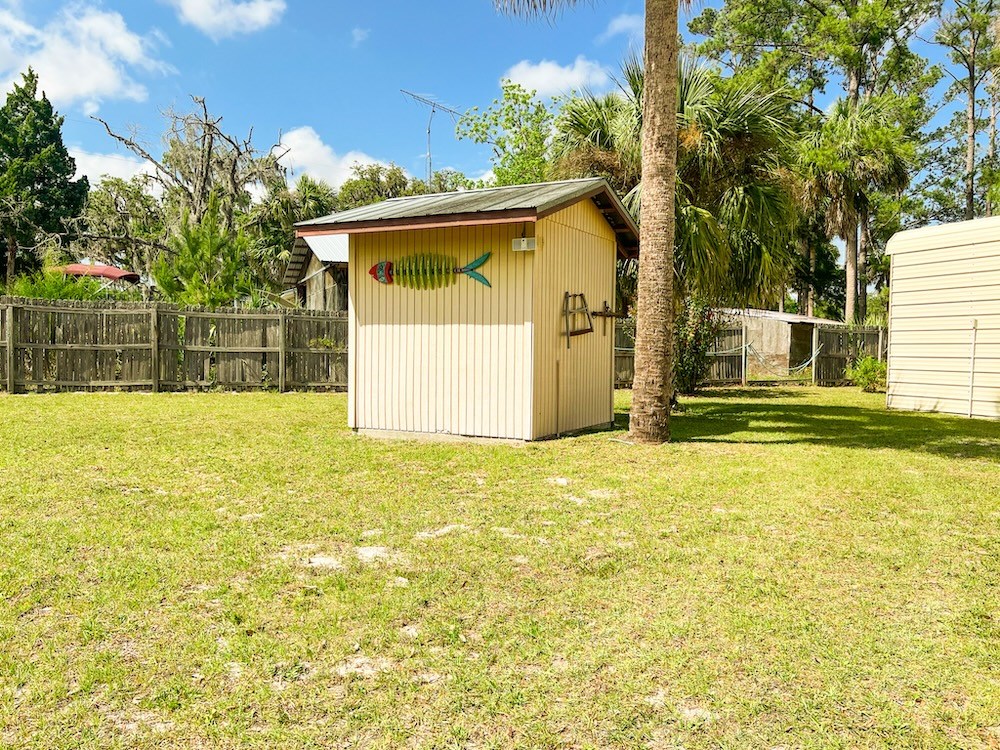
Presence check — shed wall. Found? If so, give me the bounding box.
[348,222,535,439]
[532,200,617,439]
[887,221,1000,419]
[743,317,791,378]
[303,254,348,312]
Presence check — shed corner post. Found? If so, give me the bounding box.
[278,308,288,393]
[5,300,17,394]
[811,324,820,386]
[741,320,748,387]
[149,304,160,393]
[968,318,978,419]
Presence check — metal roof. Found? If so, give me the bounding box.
[294,178,639,254]
[721,308,845,326]
[283,235,349,286]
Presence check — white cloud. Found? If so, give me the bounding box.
[166,0,286,40]
[277,126,384,188]
[503,55,611,98]
[351,27,370,47]
[0,5,169,113]
[598,13,643,43]
[70,147,152,185]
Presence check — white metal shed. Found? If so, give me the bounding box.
[885,217,1000,419]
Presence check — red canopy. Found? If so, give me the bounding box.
[54,264,140,283]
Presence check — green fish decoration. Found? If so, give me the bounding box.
[369,252,491,289]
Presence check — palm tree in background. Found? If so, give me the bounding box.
[554,57,799,309]
[799,97,912,322]
[245,174,337,289]
[494,0,680,443]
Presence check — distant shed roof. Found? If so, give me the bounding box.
[294,178,639,255]
[721,308,845,326]
[283,234,349,286]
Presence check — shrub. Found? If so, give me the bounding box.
[846,356,887,393]
[4,271,138,301]
[674,297,727,394]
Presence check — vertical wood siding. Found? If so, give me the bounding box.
[887,222,1000,419]
[349,222,535,439]
[532,201,617,439]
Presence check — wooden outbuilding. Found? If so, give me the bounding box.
[886,217,1000,419]
[722,308,843,379]
[283,234,349,311]
[295,178,639,440]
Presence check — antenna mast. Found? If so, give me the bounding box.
[400,90,461,186]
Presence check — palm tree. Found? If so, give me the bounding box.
[494,0,679,443]
[554,57,799,308]
[244,174,337,289]
[799,97,912,323]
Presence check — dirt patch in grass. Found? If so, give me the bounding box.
[414,524,468,540]
[335,655,394,679]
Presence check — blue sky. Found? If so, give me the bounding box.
[0,0,651,189]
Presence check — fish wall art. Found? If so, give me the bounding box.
[369,252,491,289]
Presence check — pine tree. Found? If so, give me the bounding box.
[0,69,88,285]
[153,193,252,307]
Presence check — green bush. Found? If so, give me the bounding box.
[846,356,887,393]
[675,297,727,395]
[3,271,139,301]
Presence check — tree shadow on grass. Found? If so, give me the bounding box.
[613,390,1000,462]
[695,387,811,400]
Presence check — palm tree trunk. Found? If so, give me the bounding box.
[845,220,858,324]
[844,67,861,325]
[795,234,809,315]
[858,205,869,322]
[629,0,678,444]
[807,241,816,317]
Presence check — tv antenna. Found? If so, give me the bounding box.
[400,90,461,186]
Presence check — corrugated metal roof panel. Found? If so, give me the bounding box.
[305,233,349,263]
[297,178,615,227]
[281,235,349,286]
[721,308,846,326]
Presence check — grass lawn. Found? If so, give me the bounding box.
[1,387,998,749]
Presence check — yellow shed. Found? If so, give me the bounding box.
[295,178,639,440]
[886,217,1000,419]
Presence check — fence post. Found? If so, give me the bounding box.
[5,302,16,394]
[811,324,820,386]
[278,309,287,393]
[149,305,160,393]
[877,327,885,362]
[740,321,748,386]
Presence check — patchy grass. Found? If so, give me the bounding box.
[1,387,998,749]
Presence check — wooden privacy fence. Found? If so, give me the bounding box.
[812,324,887,386]
[614,318,636,388]
[0,297,347,393]
[615,318,889,389]
[705,326,746,384]
[615,320,746,388]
